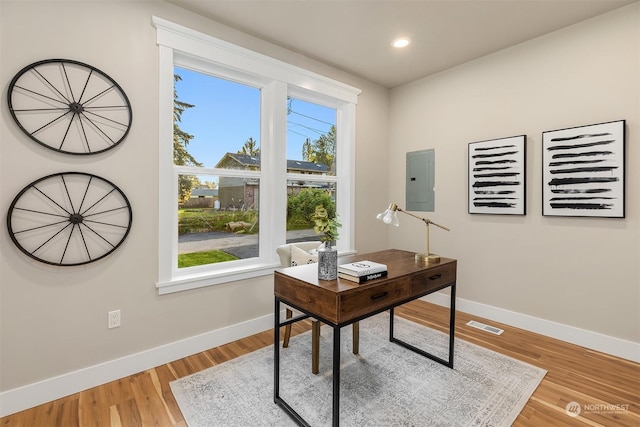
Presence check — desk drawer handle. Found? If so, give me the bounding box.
[429,274,442,280]
[370,291,388,300]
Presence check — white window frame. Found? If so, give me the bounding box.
[153,17,360,294]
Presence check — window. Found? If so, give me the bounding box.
[285,98,337,244]
[174,69,261,269]
[153,17,360,294]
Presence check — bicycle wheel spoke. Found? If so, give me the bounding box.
[82,84,115,106]
[32,185,72,216]
[80,187,116,216]
[14,206,68,219]
[83,109,130,129]
[85,105,128,110]
[83,218,129,229]
[76,68,93,105]
[31,110,72,136]
[73,113,93,152]
[81,223,117,249]
[60,224,77,264]
[83,205,129,218]
[77,112,114,150]
[32,66,71,104]
[12,85,69,107]
[13,218,70,235]
[77,174,93,213]
[13,106,70,113]
[60,174,78,215]
[76,225,94,263]
[32,222,72,257]
[60,62,78,104]
[58,112,76,151]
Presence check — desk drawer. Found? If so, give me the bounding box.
[339,278,410,321]
[410,263,456,296]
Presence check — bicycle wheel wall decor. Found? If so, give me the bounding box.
[7,59,132,155]
[7,172,132,266]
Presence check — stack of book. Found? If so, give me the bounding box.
[338,260,388,284]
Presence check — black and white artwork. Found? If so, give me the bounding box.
[468,135,526,215]
[542,120,625,218]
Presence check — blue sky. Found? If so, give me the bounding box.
[174,66,336,168]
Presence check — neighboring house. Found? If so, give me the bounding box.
[215,152,261,170]
[214,153,331,210]
[184,187,219,208]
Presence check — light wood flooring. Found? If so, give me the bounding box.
[2,299,638,426]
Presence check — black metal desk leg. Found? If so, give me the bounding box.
[389,307,395,341]
[332,325,341,427]
[389,286,456,369]
[274,297,280,403]
[448,283,456,367]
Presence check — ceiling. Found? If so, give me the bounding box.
[167,0,636,88]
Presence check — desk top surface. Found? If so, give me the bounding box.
[275,248,456,294]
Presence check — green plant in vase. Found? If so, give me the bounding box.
[312,205,341,247]
[312,204,341,280]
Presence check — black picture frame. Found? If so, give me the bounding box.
[542,120,625,218]
[468,135,526,215]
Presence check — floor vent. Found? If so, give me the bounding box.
[466,320,504,335]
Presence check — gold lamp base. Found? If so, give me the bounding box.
[415,253,441,263]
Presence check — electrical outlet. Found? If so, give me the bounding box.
[108,310,121,329]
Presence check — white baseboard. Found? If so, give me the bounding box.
[3,297,639,418]
[421,292,640,364]
[0,312,277,418]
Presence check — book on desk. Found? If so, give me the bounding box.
[338,270,388,283]
[338,260,387,283]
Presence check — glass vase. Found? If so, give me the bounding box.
[317,241,338,280]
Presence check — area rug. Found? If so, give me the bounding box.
[171,313,546,426]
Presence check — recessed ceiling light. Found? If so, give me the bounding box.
[392,37,411,48]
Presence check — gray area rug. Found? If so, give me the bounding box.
[171,313,546,426]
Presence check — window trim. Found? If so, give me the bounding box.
[153,17,360,294]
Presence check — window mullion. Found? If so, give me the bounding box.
[260,81,288,261]
[336,103,356,253]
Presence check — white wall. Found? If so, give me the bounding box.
[389,4,639,345]
[0,0,389,413]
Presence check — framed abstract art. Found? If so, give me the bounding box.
[468,135,526,215]
[542,120,625,218]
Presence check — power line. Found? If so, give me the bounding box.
[287,128,309,138]
[287,120,327,137]
[289,109,334,127]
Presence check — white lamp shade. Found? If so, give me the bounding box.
[376,209,399,226]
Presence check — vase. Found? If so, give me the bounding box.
[317,241,338,280]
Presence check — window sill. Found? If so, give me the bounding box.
[156,262,279,295]
[156,248,357,295]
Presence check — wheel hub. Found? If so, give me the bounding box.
[69,102,84,113]
[69,213,84,224]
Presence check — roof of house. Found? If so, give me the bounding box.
[215,153,260,168]
[215,152,329,173]
[287,159,328,173]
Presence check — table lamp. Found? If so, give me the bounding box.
[376,203,450,263]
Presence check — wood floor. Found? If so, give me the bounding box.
[2,299,638,426]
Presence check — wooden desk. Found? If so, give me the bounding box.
[273,249,457,427]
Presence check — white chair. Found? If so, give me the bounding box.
[276,241,359,374]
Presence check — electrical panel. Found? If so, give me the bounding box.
[406,149,435,212]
